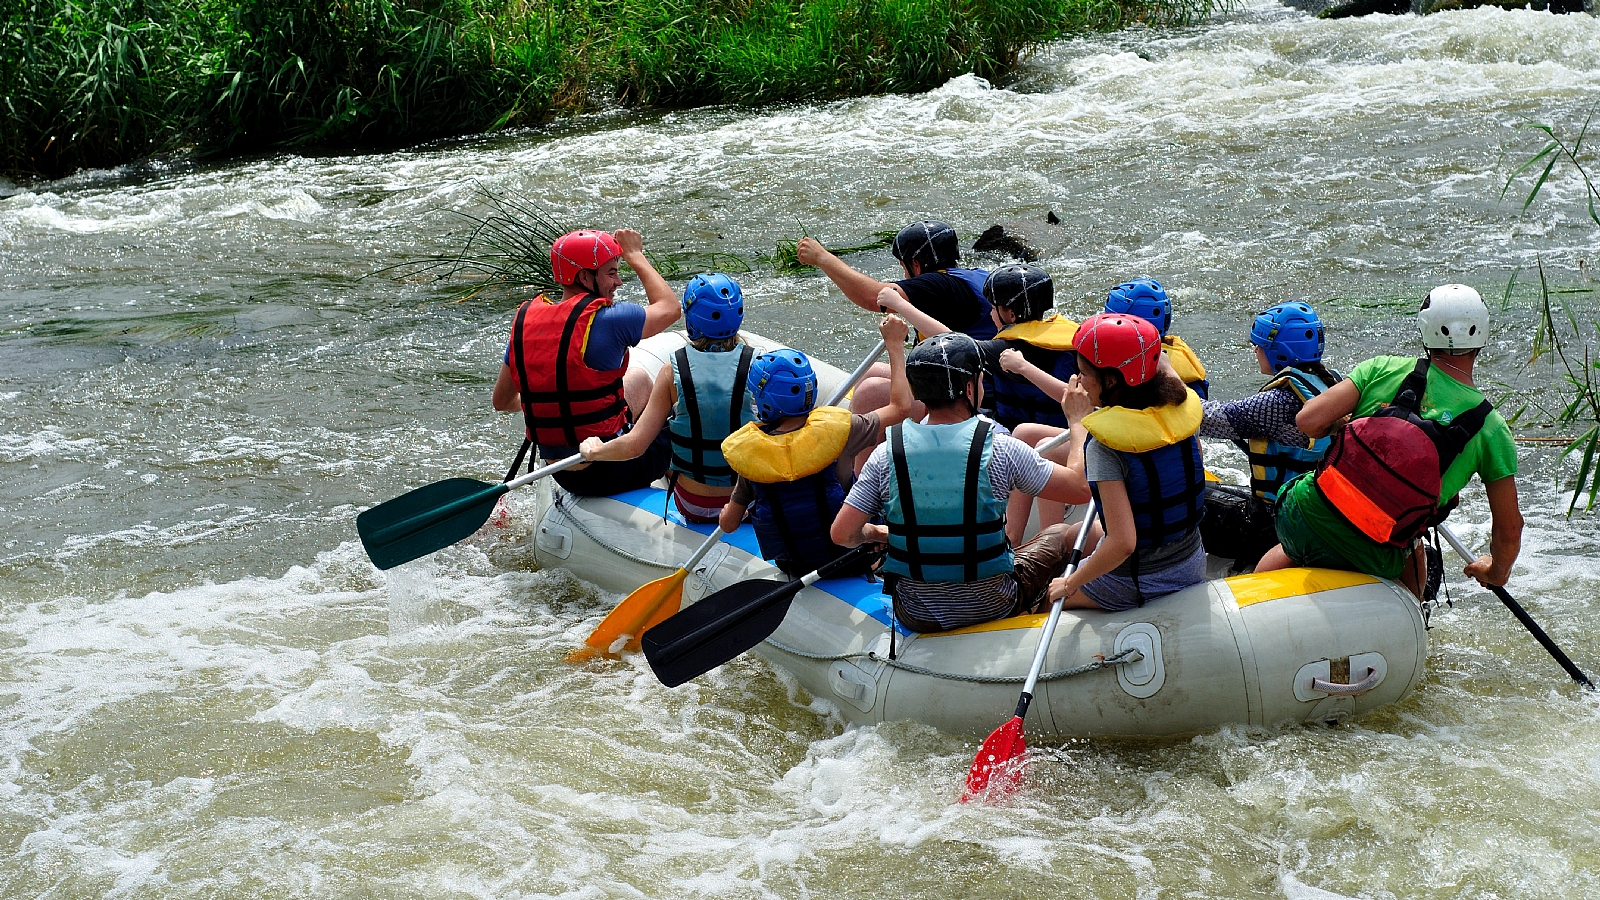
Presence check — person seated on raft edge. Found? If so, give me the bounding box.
[717,313,915,578]
[1046,313,1210,613]
[1195,301,1344,572]
[577,273,755,523]
[829,332,1090,634]
[981,279,1211,546]
[1254,284,1523,600]
[874,264,1081,545]
[794,220,996,464]
[491,228,681,497]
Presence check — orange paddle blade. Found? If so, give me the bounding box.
[566,569,688,663]
[961,716,1027,802]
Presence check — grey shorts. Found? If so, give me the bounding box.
[1079,538,1207,612]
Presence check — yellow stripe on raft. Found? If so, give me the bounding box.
[1225,568,1379,608]
[917,568,1381,636]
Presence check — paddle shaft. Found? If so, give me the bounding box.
[1014,497,1099,716]
[367,453,584,549]
[1437,524,1595,689]
[823,339,887,408]
[681,527,727,572]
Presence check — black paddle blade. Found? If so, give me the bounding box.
[358,477,507,570]
[643,578,795,687]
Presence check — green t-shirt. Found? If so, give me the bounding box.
[1278,356,1518,578]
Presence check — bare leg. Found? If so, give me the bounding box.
[847,364,892,415]
[1399,542,1425,599]
[1254,544,1293,572]
[624,366,653,420]
[1056,518,1108,609]
[1014,424,1069,535]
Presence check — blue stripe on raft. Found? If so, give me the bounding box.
[608,486,905,634]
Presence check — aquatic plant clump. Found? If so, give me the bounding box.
[1,0,1223,180]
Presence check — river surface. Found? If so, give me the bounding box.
[4,3,1600,897]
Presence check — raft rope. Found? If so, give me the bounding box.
[761,640,1144,685]
[551,491,1147,684]
[551,491,680,571]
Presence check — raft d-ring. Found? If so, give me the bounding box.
[1312,667,1380,696]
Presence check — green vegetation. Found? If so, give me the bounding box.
[2,0,1220,181]
[1501,111,1600,515]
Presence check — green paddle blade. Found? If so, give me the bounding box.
[358,477,508,570]
[642,578,794,688]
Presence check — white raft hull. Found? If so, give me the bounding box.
[530,331,1429,738]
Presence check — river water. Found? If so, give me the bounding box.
[3,3,1600,897]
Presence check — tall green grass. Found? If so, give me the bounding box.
[2,0,1221,180]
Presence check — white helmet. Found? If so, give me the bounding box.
[1418,284,1489,350]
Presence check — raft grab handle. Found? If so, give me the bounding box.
[1311,667,1380,695]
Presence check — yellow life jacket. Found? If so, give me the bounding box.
[995,313,1080,350]
[722,406,853,483]
[1162,335,1207,385]
[1081,389,1203,453]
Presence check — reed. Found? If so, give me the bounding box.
[2,0,1222,180]
[1502,111,1600,515]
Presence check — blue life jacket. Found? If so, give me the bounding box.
[942,267,998,341]
[883,418,1014,583]
[988,316,1079,429]
[749,468,847,574]
[668,344,755,487]
[1245,366,1338,504]
[1090,436,1206,552]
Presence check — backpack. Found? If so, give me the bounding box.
[1313,359,1493,548]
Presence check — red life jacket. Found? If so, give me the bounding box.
[511,292,629,447]
[1313,359,1492,547]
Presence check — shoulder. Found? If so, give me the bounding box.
[595,301,646,332]
[1349,355,1411,385]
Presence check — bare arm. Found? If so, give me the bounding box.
[831,502,886,548]
[615,228,681,338]
[492,362,520,412]
[1296,379,1361,439]
[1464,476,1523,587]
[869,313,915,435]
[875,286,949,337]
[581,365,673,461]
[797,237,905,312]
[999,349,1070,400]
[1037,458,1094,505]
[1054,479,1138,598]
[718,499,747,534]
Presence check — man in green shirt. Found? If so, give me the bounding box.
[1256,284,1523,598]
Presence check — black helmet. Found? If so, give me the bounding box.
[983,264,1054,321]
[906,333,983,403]
[891,220,960,272]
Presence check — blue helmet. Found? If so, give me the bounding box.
[749,347,818,423]
[1104,279,1171,336]
[682,273,744,341]
[1251,302,1324,369]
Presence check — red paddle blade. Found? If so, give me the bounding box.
[961,715,1028,802]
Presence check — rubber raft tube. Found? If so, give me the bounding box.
[531,330,1429,739]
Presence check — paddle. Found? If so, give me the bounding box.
[567,338,890,660]
[358,453,586,571]
[566,528,727,662]
[1437,524,1594,689]
[963,496,1099,803]
[643,545,879,688]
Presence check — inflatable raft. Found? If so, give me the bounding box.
[531,331,1429,738]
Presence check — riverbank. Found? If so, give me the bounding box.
[1,0,1219,181]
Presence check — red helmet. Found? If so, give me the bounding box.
[550,230,623,286]
[1074,313,1162,386]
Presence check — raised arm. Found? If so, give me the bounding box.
[876,286,949,338]
[615,228,682,338]
[797,237,906,312]
[580,365,673,462]
[869,313,916,435]
[1296,379,1360,439]
[999,349,1070,400]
